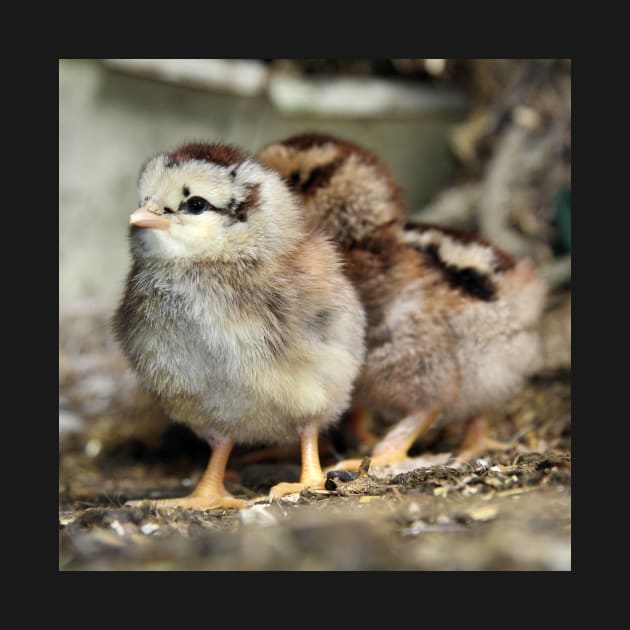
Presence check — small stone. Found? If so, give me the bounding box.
[512,105,542,129]
[85,439,102,458]
[59,512,76,526]
[275,492,301,504]
[110,520,126,536]
[140,523,159,535]
[240,504,278,527]
[407,502,421,516]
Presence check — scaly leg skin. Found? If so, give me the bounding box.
[327,408,442,472]
[126,439,247,510]
[456,413,515,462]
[269,424,326,500]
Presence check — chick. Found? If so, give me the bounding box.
[257,133,546,468]
[114,142,365,508]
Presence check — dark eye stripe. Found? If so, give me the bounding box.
[177,186,260,223]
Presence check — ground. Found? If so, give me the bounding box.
[59,293,570,571]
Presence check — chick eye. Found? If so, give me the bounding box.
[183,196,210,215]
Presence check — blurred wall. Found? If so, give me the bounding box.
[59,59,466,307]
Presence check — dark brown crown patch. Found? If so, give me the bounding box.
[166,143,247,168]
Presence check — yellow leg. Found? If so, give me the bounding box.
[456,413,513,461]
[328,407,441,472]
[269,424,326,500]
[126,439,247,510]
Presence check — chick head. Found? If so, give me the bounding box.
[257,132,405,248]
[129,143,303,264]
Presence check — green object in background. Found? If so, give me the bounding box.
[554,186,571,252]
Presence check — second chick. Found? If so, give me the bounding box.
[258,133,546,469]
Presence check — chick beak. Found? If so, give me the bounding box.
[129,203,171,230]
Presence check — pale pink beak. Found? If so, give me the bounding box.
[129,203,171,230]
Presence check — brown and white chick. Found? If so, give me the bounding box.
[257,133,546,469]
[113,142,365,508]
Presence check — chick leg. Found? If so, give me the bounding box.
[456,413,514,462]
[126,439,247,510]
[346,406,378,447]
[269,424,326,500]
[328,407,442,472]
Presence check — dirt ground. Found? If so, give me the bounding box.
[59,289,570,571]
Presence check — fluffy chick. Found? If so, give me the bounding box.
[114,142,365,508]
[257,133,546,468]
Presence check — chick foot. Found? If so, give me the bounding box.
[268,423,326,500]
[268,477,326,500]
[126,439,246,511]
[327,407,441,472]
[326,452,405,473]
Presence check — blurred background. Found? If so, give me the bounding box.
[60,58,570,308]
[59,59,571,570]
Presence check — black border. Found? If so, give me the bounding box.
[11,22,580,617]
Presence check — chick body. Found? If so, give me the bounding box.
[348,221,544,423]
[257,133,546,465]
[114,143,365,506]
